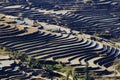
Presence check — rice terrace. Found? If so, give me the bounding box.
[0,0,120,80]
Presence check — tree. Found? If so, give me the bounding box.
[16,53,30,67]
[8,51,16,60]
[113,58,120,80]
[85,62,89,80]
[65,66,78,80]
[55,63,63,71]
[29,59,41,68]
[44,64,55,71]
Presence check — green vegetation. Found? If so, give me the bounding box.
[1,45,120,80]
[65,66,77,80]
[111,38,120,43]
[112,42,120,49]
[113,58,120,73]
[0,47,7,55]
[0,46,82,79]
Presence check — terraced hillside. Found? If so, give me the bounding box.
[0,0,120,39]
[58,12,118,39]
[0,15,120,77]
[0,55,51,79]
